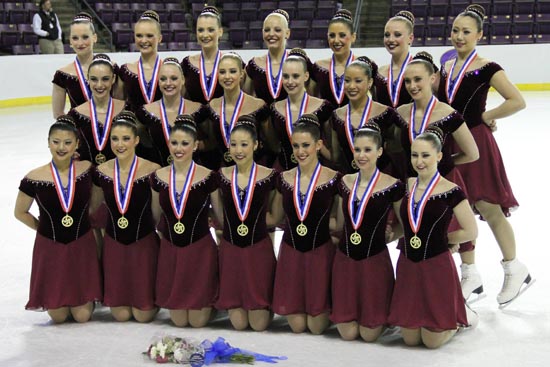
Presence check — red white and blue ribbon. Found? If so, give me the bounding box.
[445,49,478,104]
[74,58,92,101]
[345,97,372,151]
[169,161,196,221]
[113,155,139,215]
[387,52,412,107]
[293,162,322,222]
[407,171,441,234]
[266,50,288,99]
[137,56,161,104]
[50,159,76,214]
[330,51,354,105]
[199,50,221,102]
[285,92,309,140]
[220,91,245,148]
[231,162,258,223]
[160,97,185,147]
[348,168,380,231]
[89,96,114,153]
[408,96,438,143]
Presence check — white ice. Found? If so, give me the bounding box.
[0,92,549,367]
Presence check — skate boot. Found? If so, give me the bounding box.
[460,263,485,303]
[497,258,535,309]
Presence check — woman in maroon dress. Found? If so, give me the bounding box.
[205,53,268,170]
[181,6,224,104]
[332,124,404,342]
[438,4,532,307]
[68,54,125,165]
[388,130,478,348]
[150,115,219,327]
[331,57,400,175]
[211,117,277,331]
[91,111,161,322]
[269,49,334,171]
[14,116,102,323]
[52,12,97,118]
[270,114,340,335]
[310,9,378,109]
[116,10,163,113]
[135,58,205,167]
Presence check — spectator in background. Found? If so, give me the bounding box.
[32,0,64,54]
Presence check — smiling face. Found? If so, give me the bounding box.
[134,21,161,55]
[48,129,78,164]
[70,22,96,57]
[327,21,356,56]
[403,62,435,101]
[263,14,289,51]
[353,135,382,170]
[344,64,372,103]
[229,129,257,165]
[88,63,115,99]
[383,19,413,57]
[110,125,139,159]
[218,57,244,93]
[196,15,222,51]
[282,60,309,97]
[159,63,183,98]
[451,15,481,54]
[168,129,197,163]
[411,138,442,176]
[291,131,322,167]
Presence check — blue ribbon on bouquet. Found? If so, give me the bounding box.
[200,337,287,365]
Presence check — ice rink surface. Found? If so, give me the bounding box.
[0,92,549,367]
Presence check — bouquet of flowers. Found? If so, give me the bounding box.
[144,335,286,366]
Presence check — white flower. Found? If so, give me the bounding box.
[149,346,157,358]
[158,343,167,359]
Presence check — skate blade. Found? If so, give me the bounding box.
[466,291,487,304]
[498,276,536,309]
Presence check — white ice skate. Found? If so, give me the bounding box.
[497,258,535,309]
[460,263,486,303]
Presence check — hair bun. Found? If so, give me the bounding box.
[425,125,444,144]
[114,110,138,125]
[235,115,257,129]
[201,5,220,17]
[174,114,197,130]
[288,47,308,60]
[355,56,373,68]
[332,9,353,22]
[466,4,486,20]
[221,51,243,63]
[270,9,290,23]
[140,10,160,23]
[296,113,320,127]
[413,51,434,64]
[163,57,180,65]
[55,114,77,128]
[395,10,415,25]
[359,122,381,134]
[73,11,93,23]
[92,53,112,65]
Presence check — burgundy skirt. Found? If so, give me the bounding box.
[445,167,474,253]
[26,231,102,311]
[388,251,467,331]
[215,237,276,311]
[272,241,335,316]
[155,235,219,310]
[102,232,159,310]
[330,248,394,328]
[456,124,518,216]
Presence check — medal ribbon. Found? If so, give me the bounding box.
[387,53,412,107]
[220,91,245,148]
[74,58,92,101]
[169,161,196,220]
[89,96,114,153]
[137,55,161,104]
[266,50,288,99]
[293,162,322,222]
[329,51,354,105]
[407,171,441,235]
[348,168,380,230]
[160,97,185,148]
[231,163,258,222]
[113,156,139,215]
[284,92,310,141]
[344,97,373,151]
[445,49,478,104]
[50,159,76,214]
[408,96,438,143]
[199,50,221,102]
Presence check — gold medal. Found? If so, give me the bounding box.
[174,221,185,234]
[95,153,106,164]
[296,222,308,236]
[291,153,297,163]
[237,222,248,236]
[224,151,233,162]
[61,214,73,228]
[350,231,361,245]
[117,216,129,229]
[167,155,173,164]
[351,159,358,170]
[410,235,422,249]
